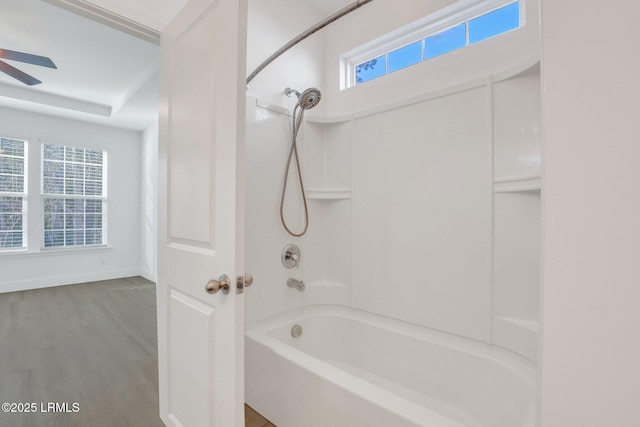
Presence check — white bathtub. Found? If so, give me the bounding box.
[245,306,536,427]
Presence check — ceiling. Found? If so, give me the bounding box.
[0,0,356,131]
[0,0,171,131]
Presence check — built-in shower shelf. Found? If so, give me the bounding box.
[493,175,541,193]
[305,115,352,124]
[306,188,352,200]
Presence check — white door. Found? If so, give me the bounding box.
[157,0,247,425]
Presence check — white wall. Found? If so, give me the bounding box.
[540,1,640,425]
[351,88,492,342]
[246,0,324,109]
[245,0,325,325]
[140,122,158,281]
[0,106,142,292]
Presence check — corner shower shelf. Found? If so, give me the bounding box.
[305,188,352,200]
[493,175,541,193]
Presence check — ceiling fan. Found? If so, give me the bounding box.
[0,48,57,86]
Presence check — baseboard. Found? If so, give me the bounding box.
[139,269,157,283]
[0,268,143,293]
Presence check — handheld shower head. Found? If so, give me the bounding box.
[284,87,322,110]
[297,87,321,110]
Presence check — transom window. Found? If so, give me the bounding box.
[0,137,27,251]
[42,144,107,248]
[344,0,522,87]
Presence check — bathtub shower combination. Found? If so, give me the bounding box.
[245,1,541,426]
[246,307,536,427]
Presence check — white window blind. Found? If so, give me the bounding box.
[42,144,107,248]
[0,137,27,250]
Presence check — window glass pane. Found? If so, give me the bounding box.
[43,160,64,178]
[0,213,22,231]
[65,146,85,162]
[65,199,84,212]
[0,231,22,248]
[0,138,25,157]
[43,197,104,248]
[44,213,64,230]
[355,55,386,84]
[65,163,84,180]
[43,144,64,161]
[85,165,102,181]
[65,179,85,195]
[42,178,64,195]
[44,230,64,248]
[424,23,467,60]
[469,2,520,44]
[388,40,423,73]
[85,180,102,196]
[65,214,85,230]
[0,138,25,250]
[0,175,24,193]
[85,149,103,165]
[0,157,24,175]
[85,230,103,245]
[86,200,103,214]
[85,214,102,229]
[65,230,85,246]
[0,196,22,213]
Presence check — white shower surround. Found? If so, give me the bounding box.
[246,306,536,427]
[245,1,542,425]
[245,58,542,426]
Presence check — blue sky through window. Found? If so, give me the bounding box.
[469,2,520,44]
[424,23,466,60]
[352,1,521,86]
[388,41,423,73]
[356,55,386,84]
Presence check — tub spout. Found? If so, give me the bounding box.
[287,278,305,292]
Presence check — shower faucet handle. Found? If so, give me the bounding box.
[282,244,301,268]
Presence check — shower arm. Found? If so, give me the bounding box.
[246,0,374,86]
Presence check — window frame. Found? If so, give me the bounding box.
[342,0,524,89]
[40,143,108,250]
[0,137,28,252]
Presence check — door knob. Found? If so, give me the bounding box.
[244,273,254,288]
[205,275,230,294]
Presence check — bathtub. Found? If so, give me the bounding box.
[245,306,536,427]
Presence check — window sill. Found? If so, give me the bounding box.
[0,245,113,258]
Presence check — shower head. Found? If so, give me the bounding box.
[284,87,322,110]
[297,87,321,110]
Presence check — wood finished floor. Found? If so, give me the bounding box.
[0,277,275,427]
[244,405,276,427]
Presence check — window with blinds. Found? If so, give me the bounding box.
[0,137,27,250]
[42,144,107,248]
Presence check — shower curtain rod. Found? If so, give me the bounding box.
[246,0,374,86]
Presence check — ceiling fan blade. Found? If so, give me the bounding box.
[0,49,57,69]
[0,60,41,86]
